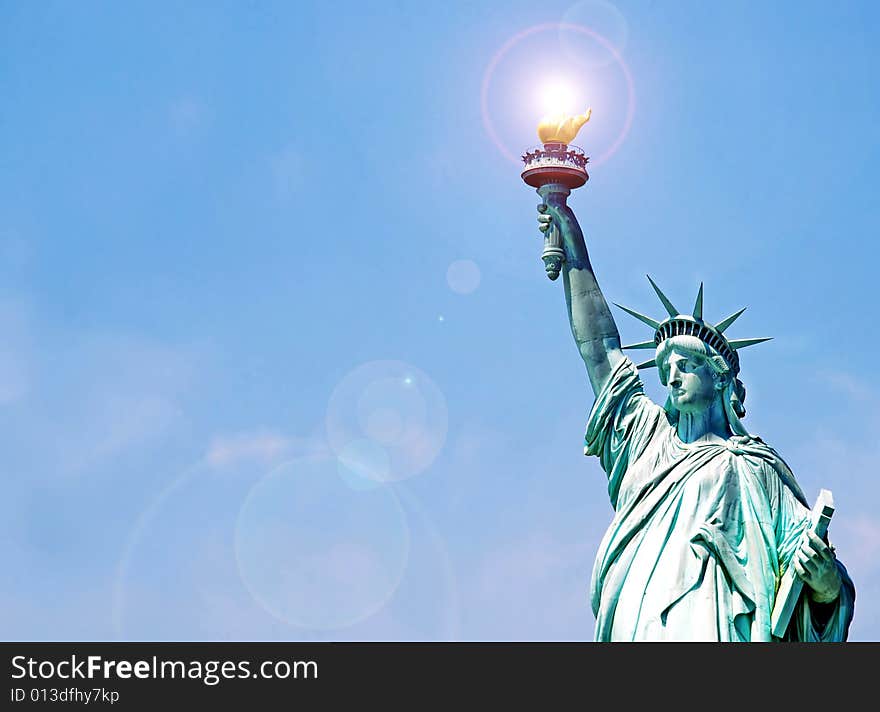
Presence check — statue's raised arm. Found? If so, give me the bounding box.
[537,186,625,396]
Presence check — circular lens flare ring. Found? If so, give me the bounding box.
[481,22,636,167]
[234,454,411,631]
[326,360,448,483]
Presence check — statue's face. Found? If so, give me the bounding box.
[664,349,719,414]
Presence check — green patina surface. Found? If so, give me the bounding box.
[534,185,855,641]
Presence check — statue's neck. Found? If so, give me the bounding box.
[676,398,730,444]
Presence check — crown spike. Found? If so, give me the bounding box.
[646,275,679,318]
[612,303,661,330]
[714,307,747,333]
[728,337,772,350]
[693,283,704,320]
[635,357,658,370]
[622,340,658,350]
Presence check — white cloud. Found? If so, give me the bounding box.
[207,431,289,467]
[45,334,196,476]
[812,369,874,404]
[206,430,329,468]
[66,394,184,474]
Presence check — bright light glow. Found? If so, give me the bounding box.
[538,79,578,116]
[482,23,636,166]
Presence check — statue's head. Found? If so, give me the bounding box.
[655,335,749,436]
[615,277,768,435]
[656,336,731,415]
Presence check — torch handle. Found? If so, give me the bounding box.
[542,222,565,281]
[537,184,571,281]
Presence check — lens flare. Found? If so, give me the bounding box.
[337,438,391,491]
[560,0,629,69]
[327,361,448,482]
[481,22,635,167]
[538,79,579,117]
[446,259,481,295]
[234,455,410,630]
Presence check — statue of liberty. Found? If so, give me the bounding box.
[535,187,855,642]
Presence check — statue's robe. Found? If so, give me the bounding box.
[585,357,855,641]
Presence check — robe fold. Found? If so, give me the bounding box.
[584,357,854,641]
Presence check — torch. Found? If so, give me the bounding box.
[521,108,592,280]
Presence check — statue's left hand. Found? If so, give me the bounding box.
[536,196,583,256]
[793,530,842,603]
[537,207,553,235]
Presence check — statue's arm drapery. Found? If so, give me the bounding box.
[583,356,663,509]
[787,560,855,641]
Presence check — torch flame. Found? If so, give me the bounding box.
[537,108,592,145]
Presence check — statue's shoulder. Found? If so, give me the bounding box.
[726,433,770,451]
[726,434,809,507]
[724,434,785,468]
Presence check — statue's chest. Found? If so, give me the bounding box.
[619,436,739,515]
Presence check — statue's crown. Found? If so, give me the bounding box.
[615,276,771,375]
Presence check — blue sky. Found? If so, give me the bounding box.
[1,0,878,640]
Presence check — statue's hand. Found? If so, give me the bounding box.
[793,530,842,604]
[537,196,579,241]
[537,195,587,268]
[537,205,553,235]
